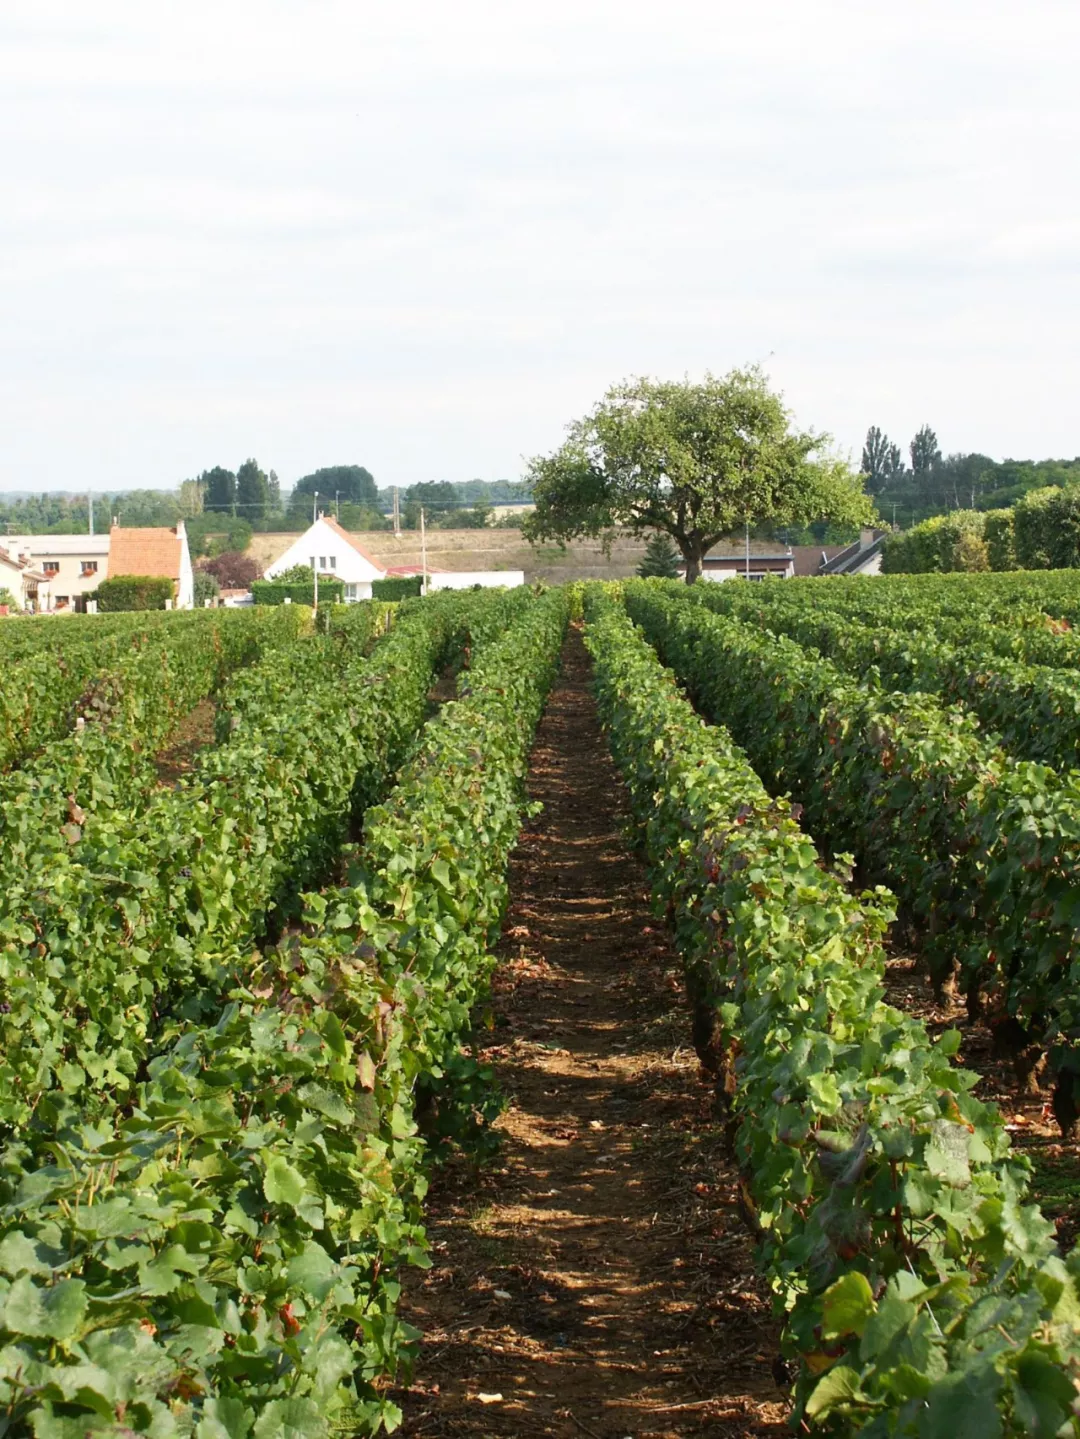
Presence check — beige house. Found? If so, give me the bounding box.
[2,522,194,610]
[4,533,110,610]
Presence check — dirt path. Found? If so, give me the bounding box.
[396,630,786,1439]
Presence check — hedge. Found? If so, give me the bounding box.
[251,578,345,606]
[884,487,1080,573]
[372,575,423,600]
[95,575,176,611]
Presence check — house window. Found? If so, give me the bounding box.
[43,561,59,575]
[309,556,316,569]
[55,596,69,607]
[329,556,336,569]
[345,583,357,601]
[81,562,98,576]
[319,556,326,569]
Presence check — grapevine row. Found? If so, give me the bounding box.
[624,583,1080,1132]
[585,587,1080,1437]
[691,587,1080,772]
[0,594,474,1134]
[0,587,569,1434]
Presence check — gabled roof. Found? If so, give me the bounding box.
[318,515,385,571]
[109,526,183,580]
[0,547,48,581]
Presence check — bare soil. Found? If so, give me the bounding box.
[882,956,1080,1248]
[152,698,217,785]
[395,629,787,1438]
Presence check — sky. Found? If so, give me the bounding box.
[2,0,1079,493]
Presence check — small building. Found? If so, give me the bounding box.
[264,515,385,601]
[0,546,51,612]
[3,533,110,610]
[682,529,888,582]
[108,522,195,608]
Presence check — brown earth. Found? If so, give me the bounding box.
[247,529,654,584]
[394,630,787,1438]
[152,697,217,785]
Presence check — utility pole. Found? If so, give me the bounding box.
[312,493,318,612]
[335,491,341,521]
[745,521,750,580]
[88,492,94,536]
[420,507,428,597]
[392,486,401,537]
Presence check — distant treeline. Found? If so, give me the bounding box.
[0,467,535,556]
[861,424,1080,527]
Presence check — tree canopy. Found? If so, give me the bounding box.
[522,369,876,580]
[291,466,377,509]
[236,458,270,520]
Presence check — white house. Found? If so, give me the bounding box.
[264,515,386,601]
[0,546,51,612]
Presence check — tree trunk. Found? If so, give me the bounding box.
[683,551,702,584]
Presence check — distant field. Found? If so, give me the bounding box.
[247,528,653,581]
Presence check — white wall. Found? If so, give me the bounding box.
[427,570,525,591]
[265,518,384,586]
[176,521,195,608]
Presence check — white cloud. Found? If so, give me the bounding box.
[1,0,1079,490]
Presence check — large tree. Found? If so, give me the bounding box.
[861,426,905,494]
[236,458,270,521]
[200,466,237,516]
[292,465,377,510]
[522,369,876,581]
[910,425,941,477]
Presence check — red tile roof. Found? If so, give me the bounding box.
[0,547,46,581]
[108,526,183,581]
[319,515,385,572]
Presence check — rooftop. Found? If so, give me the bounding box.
[109,525,184,580]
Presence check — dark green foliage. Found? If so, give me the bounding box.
[192,570,220,605]
[636,532,682,578]
[372,575,423,600]
[95,575,176,611]
[252,579,345,606]
[200,464,237,514]
[860,425,904,494]
[236,457,270,520]
[184,513,253,559]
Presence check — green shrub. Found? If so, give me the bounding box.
[251,578,344,606]
[881,511,985,573]
[372,575,423,600]
[95,576,175,611]
[192,571,220,606]
[1013,485,1080,570]
[984,507,1017,569]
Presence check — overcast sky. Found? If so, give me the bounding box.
[2,1,1078,493]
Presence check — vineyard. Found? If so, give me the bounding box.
[2,576,1080,1436]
